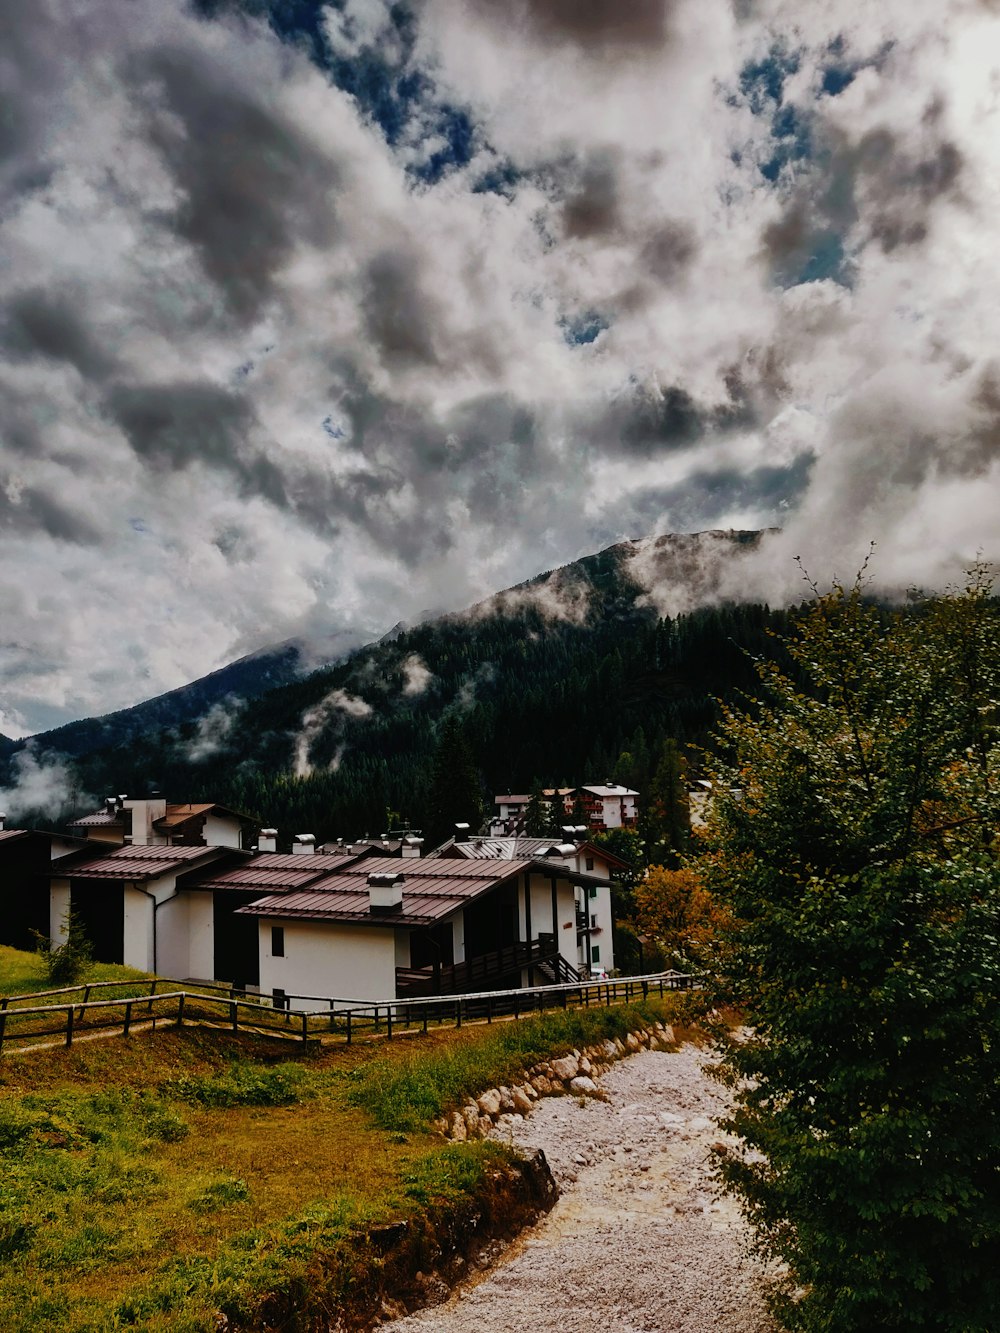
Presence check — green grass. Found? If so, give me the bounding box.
[0,995,682,1331]
[0,945,152,999]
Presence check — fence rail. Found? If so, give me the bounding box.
[0,971,697,1055]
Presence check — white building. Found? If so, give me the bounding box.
[69,797,252,849]
[239,854,610,1009]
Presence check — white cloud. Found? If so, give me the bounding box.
[2,0,1000,732]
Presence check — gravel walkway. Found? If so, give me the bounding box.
[382,1046,778,1333]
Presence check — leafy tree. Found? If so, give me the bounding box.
[34,908,93,987]
[635,864,724,970]
[697,570,1000,1332]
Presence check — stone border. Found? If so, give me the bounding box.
[435,1022,676,1141]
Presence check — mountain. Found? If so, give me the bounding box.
[5,528,793,836]
[11,627,368,761]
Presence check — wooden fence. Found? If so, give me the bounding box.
[0,971,698,1055]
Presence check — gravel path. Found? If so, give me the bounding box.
[382,1046,778,1333]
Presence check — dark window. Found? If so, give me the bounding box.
[585,857,594,871]
[271,926,285,957]
[591,945,600,962]
[272,987,287,1011]
[588,885,598,899]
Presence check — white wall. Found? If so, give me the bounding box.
[204,813,242,849]
[258,920,399,1009]
[123,886,155,970]
[157,893,191,978]
[50,879,71,942]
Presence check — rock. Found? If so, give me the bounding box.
[521,1082,539,1101]
[462,1104,481,1134]
[602,1039,618,1059]
[512,1087,534,1114]
[625,1033,641,1052]
[477,1089,502,1118]
[569,1075,598,1095]
[450,1112,468,1141]
[551,1055,579,1081]
[662,1024,675,1044]
[498,1086,515,1113]
[578,1056,592,1075]
[532,1075,553,1096]
[615,1038,627,1054]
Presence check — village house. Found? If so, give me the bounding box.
[492,783,639,836]
[426,827,623,975]
[69,794,253,849]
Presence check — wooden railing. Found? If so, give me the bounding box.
[0,971,698,1055]
[395,937,580,998]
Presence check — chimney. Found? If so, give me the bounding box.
[401,835,424,859]
[293,834,316,855]
[574,824,588,841]
[367,871,404,913]
[258,828,278,853]
[0,812,5,832]
[454,822,470,843]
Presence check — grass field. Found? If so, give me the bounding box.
[0,945,152,998]
[0,964,684,1333]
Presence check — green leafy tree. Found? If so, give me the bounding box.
[697,570,1000,1332]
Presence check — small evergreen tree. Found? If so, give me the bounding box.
[35,908,93,987]
[523,780,548,836]
[426,715,484,844]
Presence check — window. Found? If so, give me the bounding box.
[585,857,594,871]
[591,945,600,962]
[588,885,598,899]
[272,988,287,1011]
[591,913,598,927]
[271,926,285,957]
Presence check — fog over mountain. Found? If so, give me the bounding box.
[3,0,999,736]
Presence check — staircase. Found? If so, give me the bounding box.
[396,936,580,998]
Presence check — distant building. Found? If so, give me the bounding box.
[69,795,254,849]
[492,783,638,835]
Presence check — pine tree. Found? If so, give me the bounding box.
[426,715,484,844]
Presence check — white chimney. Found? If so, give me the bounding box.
[293,834,316,855]
[368,871,404,912]
[401,836,424,859]
[0,812,6,831]
[259,828,278,853]
[454,822,470,843]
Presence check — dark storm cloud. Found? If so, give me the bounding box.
[0,289,117,380]
[562,152,621,238]
[639,222,698,284]
[360,251,441,369]
[105,379,293,505]
[603,381,759,459]
[0,482,101,545]
[613,455,815,533]
[762,115,964,278]
[467,0,673,48]
[0,0,63,204]
[129,42,341,323]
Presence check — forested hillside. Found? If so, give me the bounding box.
[3,530,798,840]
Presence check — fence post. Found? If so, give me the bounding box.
[301,1012,309,1043]
[177,993,185,1027]
[65,1005,74,1047]
[124,1000,132,1038]
[230,1000,238,1033]
[487,996,492,1025]
[455,999,462,1030]
[0,1007,6,1056]
[346,1009,352,1045]
[329,1001,336,1033]
[514,992,519,1021]
[642,978,649,1000]
[561,987,567,1009]
[148,978,157,1014]
[387,1006,393,1041]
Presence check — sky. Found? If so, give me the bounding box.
[2,0,1000,736]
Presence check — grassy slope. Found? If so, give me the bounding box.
[0,946,152,998]
[0,991,683,1332]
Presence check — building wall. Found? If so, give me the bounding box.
[518,871,582,970]
[204,814,242,849]
[258,920,398,1010]
[50,879,71,942]
[157,893,191,978]
[123,886,155,971]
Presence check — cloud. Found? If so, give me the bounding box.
[3,0,1000,733]
[401,653,434,696]
[182,697,241,763]
[0,745,90,823]
[293,688,373,778]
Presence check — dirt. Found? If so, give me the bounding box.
[379,1045,779,1333]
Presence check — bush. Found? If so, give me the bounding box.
[33,909,93,988]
